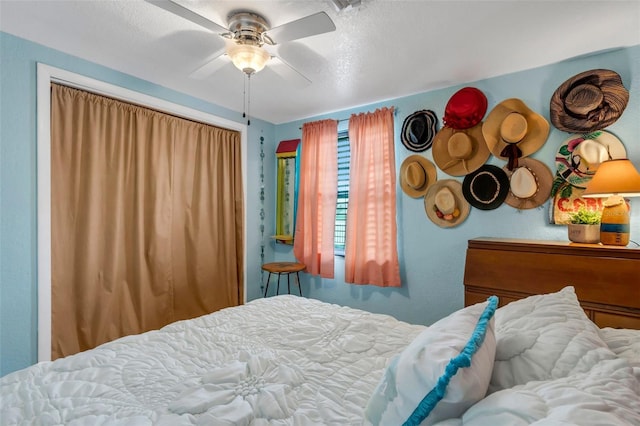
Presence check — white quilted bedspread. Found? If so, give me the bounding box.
[3,294,640,425]
[0,296,424,425]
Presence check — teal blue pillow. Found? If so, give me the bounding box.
[365,296,498,426]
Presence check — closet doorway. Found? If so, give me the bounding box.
[37,65,247,361]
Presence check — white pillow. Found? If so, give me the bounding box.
[599,327,640,369]
[365,296,498,426]
[490,286,616,393]
[439,358,640,426]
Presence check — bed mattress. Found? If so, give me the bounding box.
[1,295,424,425]
[3,292,640,425]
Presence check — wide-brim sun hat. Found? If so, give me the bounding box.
[550,69,629,133]
[462,164,510,210]
[482,98,550,170]
[400,155,437,198]
[401,110,438,152]
[503,158,553,210]
[554,130,626,189]
[443,87,488,130]
[424,179,470,228]
[432,122,491,177]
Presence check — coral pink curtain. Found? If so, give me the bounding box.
[345,107,401,287]
[293,119,338,278]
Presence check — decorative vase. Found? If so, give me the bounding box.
[599,196,630,246]
[567,224,600,244]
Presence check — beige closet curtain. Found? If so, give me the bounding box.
[50,84,243,359]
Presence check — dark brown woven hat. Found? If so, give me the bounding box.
[550,69,629,133]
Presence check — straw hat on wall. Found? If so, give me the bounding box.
[503,158,553,210]
[400,155,437,198]
[482,98,549,170]
[432,123,490,177]
[424,179,470,228]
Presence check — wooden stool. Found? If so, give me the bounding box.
[262,262,305,297]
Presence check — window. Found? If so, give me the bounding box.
[335,130,350,253]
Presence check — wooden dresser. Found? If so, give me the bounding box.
[464,237,640,329]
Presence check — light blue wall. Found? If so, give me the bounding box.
[0,32,276,376]
[272,46,640,326]
[2,31,639,377]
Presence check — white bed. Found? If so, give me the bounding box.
[2,289,640,425]
[1,295,423,425]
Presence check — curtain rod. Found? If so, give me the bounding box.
[298,118,347,130]
[297,107,397,130]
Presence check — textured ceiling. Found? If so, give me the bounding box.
[1,1,639,124]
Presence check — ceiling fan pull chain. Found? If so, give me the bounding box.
[247,73,251,126]
[243,74,247,120]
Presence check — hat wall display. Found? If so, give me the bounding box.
[432,123,491,176]
[401,110,438,152]
[424,179,470,228]
[462,164,510,210]
[555,130,626,189]
[550,69,629,133]
[443,87,488,130]
[503,158,553,210]
[482,98,550,170]
[400,155,437,198]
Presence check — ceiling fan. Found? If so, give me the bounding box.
[146,0,336,83]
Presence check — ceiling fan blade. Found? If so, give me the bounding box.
[145,0,228,34]
[189,49,230,79]
[265,12,336,44]
[268,56,311,87]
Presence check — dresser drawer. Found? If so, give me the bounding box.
[592,311,640,329]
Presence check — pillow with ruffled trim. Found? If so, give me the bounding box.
[365,296,498,426]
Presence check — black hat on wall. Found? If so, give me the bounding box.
[462,164,510,210]
[401,110,438,152]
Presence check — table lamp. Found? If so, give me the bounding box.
[582,159,640,246]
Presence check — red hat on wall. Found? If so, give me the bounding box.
[443,87,488,130]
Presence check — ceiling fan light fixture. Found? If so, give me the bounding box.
[330,0,361,11]
[228,44,270,75]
